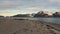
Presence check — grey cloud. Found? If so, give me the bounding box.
[0,0,25,10]
[0,0,59,10]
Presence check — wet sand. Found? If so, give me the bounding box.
[0,19,60,34]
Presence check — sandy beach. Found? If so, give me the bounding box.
[0,19,60,34]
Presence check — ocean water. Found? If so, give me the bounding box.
[11,17,60,24]
[29,18,60,24]
[0,17,60,24]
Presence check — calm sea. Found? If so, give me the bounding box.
[0,17,60,25]
[10,17,60,24]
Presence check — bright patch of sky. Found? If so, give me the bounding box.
[0,0,60,16]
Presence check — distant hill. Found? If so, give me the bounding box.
[34,11,52,17]
[53,12,60,17]
[12,14,33,17]
[12,11,60,17]
[0,15,4,17]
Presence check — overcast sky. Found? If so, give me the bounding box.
[0,0,60,16]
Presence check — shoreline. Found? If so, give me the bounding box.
[14,19,60,34]
[0,19,60,34]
